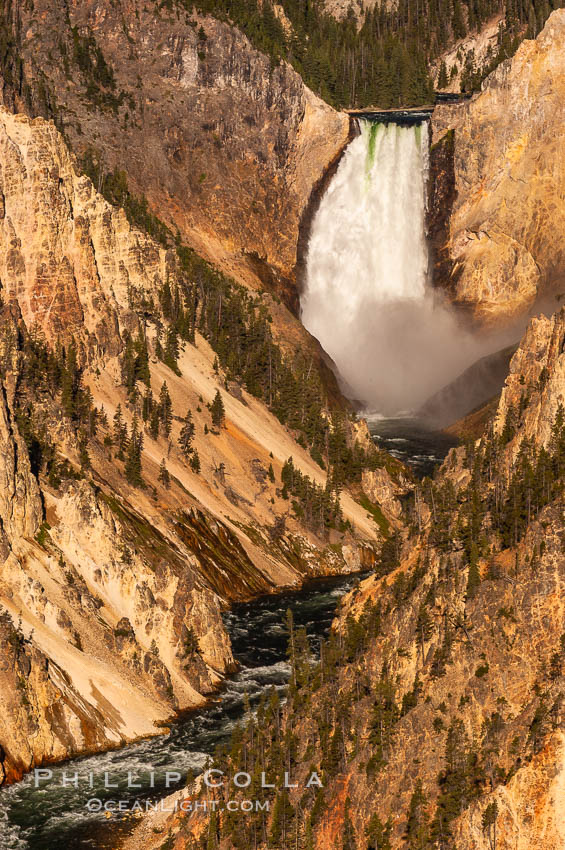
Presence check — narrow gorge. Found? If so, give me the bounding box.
[0,2,565,850]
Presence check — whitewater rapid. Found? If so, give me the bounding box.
[301,120,489,415]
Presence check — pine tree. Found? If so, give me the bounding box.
[149,407,160,441]
[437,60,448,88]
[366,813,392,850]
[482,800,498,850]
[78,433,91,472]
[134,331,151,386]
[178,409,195,457]
[159,382,173,438]
[211,389,225,429]
[155,327,163,361]
[164,326,181,375]
[125,415,144,487]
[452,0,467,39]
[269,789,294,848]
[405,779,430,848]
[61,342,80,420]
[189,449,201,474]
[158,458,170,488]
[113,403,128,458]
[142,387,154,423]
[416,603,434,663]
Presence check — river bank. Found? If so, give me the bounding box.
[0,573,366,850]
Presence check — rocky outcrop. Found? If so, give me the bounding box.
[361,467,407,524]
[495,308,565,457]
[431,10,565,324]
[0,609,117,786]
[453,731,565,850]
[432,15,505,93]
[0,0,350,313]
[0,375,42,552]
[322,0,377,21]
[0,109,168,350]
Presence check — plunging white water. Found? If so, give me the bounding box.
[301,120,489,414]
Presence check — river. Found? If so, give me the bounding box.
[367,414,458,478]
[0,574,366,850]
[0,412,458,850]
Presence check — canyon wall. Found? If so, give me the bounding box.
[314,308,565,849]
[0,0,350,313]
[121,312,565,850]
[0,106,390,785]
[431,10,565,325]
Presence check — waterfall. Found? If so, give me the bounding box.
[301,120,487,415]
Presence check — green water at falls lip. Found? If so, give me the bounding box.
[366,121,381,173]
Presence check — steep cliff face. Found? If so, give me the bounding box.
[142,309,565,850]
[0,374,43,553]
[0,0,349,314]
[304,311,565,848]
[0,107,394,785]
[495,311,565,454]
[0,110,165,349]
[0,610,116,787]
[431,10,565,324]
[428,128,458,298]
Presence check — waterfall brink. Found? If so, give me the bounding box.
[301,120,486,415]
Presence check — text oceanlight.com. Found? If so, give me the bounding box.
[86,798,271,813]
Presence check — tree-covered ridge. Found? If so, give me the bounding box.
[155,331,565,848]
[165,433,564,850]
[0,144,386,525]
[180,0,564,107]
[414,399,565,561]
[2,0,564,130]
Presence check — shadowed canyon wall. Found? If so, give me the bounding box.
[0,0,350,312]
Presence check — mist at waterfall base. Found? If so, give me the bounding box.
[301,120,505,418]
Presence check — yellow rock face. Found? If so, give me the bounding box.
[432,10,565,324]
[0,105,386,785]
